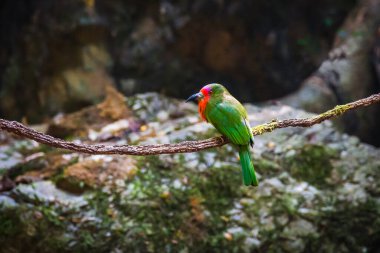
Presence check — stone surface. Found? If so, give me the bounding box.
[0,92,379,252]
[47,87,133,138]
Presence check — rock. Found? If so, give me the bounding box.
[0,0,358,122]
[279,0,380,146]
[10,153,76,184]
[0,195,17,208]
[1,20,114,123]
[284,219,317,237]
[0,93,379,252]
[47,87,133,138]
[0,146,23,171]
[14,181,87,207]
[57,156,137,194]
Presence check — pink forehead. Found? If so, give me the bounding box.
[200,85,212,95]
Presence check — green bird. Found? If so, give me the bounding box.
[186,83,258,186]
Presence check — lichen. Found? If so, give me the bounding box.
[318,104,351,120]
[252,121,279,136]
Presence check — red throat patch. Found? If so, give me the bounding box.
[198,87,211,121]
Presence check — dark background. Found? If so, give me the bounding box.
[1,0,380,145]
[1,3,380,252]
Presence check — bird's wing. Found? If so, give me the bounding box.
[206,100,252,146]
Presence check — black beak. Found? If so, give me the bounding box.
[186,92,202,103]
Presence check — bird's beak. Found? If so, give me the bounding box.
[186,92,203,103]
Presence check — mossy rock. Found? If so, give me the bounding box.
[284,145,338,187]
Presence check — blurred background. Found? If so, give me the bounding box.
[1,1,380,253]
[1,0,380,145]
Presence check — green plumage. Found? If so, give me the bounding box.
[203,84,258,186]
[239,146,258,186]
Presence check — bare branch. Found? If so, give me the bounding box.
[0,93,379,156]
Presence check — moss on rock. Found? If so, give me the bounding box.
[284,145,338,186]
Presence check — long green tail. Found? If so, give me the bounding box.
[238,146,258,186]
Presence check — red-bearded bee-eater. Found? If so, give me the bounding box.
[186,83,258,186]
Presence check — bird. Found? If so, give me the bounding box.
[186,83,258,186]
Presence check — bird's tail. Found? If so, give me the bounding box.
[238,146,258,186]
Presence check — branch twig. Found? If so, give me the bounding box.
[0,93,379,156]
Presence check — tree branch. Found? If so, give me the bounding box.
[0,93,379,156]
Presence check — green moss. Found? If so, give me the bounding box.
[0,209,21,237]
[311,200,380,252]
[255,157,282,176]
[284,145,338,186]
[0,203,89,252]
[197,164,242,210]
[62,155,244,252]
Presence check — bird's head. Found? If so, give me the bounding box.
[186,83,227,103]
